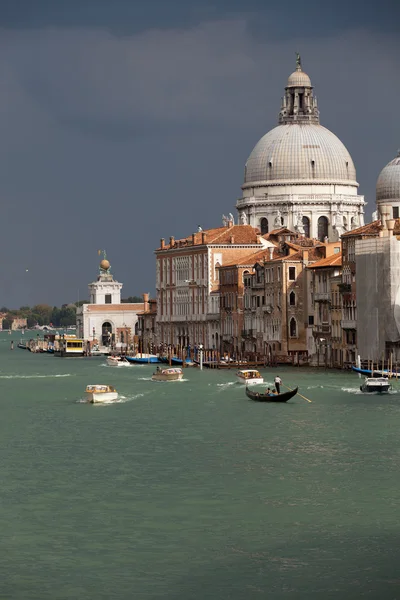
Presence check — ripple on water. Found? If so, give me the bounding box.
[0,373,72,379]
[76,392,145,405]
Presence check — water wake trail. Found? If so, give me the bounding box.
[0,373,72,379]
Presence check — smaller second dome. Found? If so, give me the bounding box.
[376,151,400,203]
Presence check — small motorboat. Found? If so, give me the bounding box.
[236,369,264,385]
[85,384,118,403]
[152,367,184,382]
[360,377,391,394]
[107,356,129,367]
[246,386,298,403]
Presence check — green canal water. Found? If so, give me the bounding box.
[1,332,400,599]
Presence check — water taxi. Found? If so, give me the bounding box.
[107,356,129,367]
[360,377,391,394]
[85,384,118,403]
[152,367,184,382]
[236,369,264,385]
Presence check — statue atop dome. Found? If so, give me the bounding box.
[295,52,301,70]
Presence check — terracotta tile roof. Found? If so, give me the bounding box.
[219,248,279,268]
[268,247,325,263]
[341,220,381,237]
[309,252,342,269]
[86,303,144,312]
[265,227,294,236]
[158,225,261,250]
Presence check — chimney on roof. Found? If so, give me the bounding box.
[303,249,309,264]
[268,247,274,261]
[169,236,175,247]
[192,233,196,245]
[387,219,395,236]
[143,292,149,311]
[230,235,234,244]
[381,205,390,231]
[160,238,165,249]
[256,234,261,244]
[201,231,207,245]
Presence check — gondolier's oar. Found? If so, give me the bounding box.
[283,384,312,403]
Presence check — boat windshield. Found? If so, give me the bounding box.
[86,385,114,392]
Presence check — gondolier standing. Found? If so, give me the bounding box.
[274,375,282,394]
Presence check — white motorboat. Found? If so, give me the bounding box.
[360,377,391,394]
[107,356,129,367]
[152,367,184,382]
[85,384,118,403]
[236,369,264,385]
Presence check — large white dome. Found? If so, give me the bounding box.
[244,123,358,187]
[376,152,400,202]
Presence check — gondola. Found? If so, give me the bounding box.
[245,386,298,403]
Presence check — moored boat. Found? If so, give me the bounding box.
[125,354,160,364]
[352,366,398,377]
[246,386,298,402]
[85,384,118,403]
[360,377,391,393]
[151,367,184,382]
[170,356,194,366]
[236,369,264,385]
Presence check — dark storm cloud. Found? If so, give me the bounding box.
[0,10,399,307]
[2,0,399,37]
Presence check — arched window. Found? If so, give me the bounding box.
[317,216,329,242]
[302,216,310,238]
[343,216,348,231]
[290,317,297,337]
[289,291,295,306]
[260,218,269,235]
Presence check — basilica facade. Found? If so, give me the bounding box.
[236,56,365,242]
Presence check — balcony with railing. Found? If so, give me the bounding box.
[342,319,356,329]
[314,292,330,302]
[313,323,331,337]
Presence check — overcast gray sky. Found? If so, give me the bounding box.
[1,0,399,307]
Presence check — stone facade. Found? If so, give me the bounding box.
[356,220,400,361]
[155,223,273,349]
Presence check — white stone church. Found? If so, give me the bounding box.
[76,256,145,349]
[237,55,365,241]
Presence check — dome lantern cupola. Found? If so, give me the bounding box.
[279,53,319,125]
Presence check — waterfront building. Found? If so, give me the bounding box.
[11,317,27,330]
[308,252,343,367]
[355,217,400,362]
[218,248,270,356]
[155,221,273,349]
[340,148,400,365]
[76,255,144,350]
[137,295,158,353]
[237,55,365,241]
[242,230,340,363]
